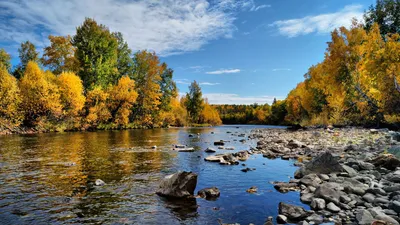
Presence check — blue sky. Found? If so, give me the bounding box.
[0,0,375,104]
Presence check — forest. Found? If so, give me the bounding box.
[0,18,221,133]
[0,0,399,133]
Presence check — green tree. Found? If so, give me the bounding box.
[14,41,40,79]
[159,64,177,111]
[113,32,134,78]
[364,0,400,36]
[185,81,204,123]
[132,50,163,127]
[0,49,12,72]
[72,18,118,89]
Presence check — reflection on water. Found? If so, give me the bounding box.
[0,125,307,224]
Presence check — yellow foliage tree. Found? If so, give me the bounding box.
[58,72,86,117]
[0,65,22,124]
[19,62,62,124]
[85,87,111,125]
[108,76,138,126]
[200,101,222,126]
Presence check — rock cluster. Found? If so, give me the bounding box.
[252,128,400,224]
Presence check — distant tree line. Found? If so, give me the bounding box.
[213,99,287,125]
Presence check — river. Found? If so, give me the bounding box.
[0,125,309,224]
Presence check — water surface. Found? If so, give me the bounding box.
[0,125,308,224]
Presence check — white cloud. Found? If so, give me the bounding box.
[250,4,271,11]
[199,82,220,86]
[0,0,258,56]
[203,93,282,105]
[270,4,364,37]
[272,68,291,71]
[206,69,241,74]
[175,79,191,85]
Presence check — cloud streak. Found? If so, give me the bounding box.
[206,69,241,74]
[250,4,271,11]
[272,68,291,71]
[0,0,259,56]
[199,82,220,86]
[270,4,364,37]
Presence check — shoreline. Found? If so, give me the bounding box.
[249,127,400,224]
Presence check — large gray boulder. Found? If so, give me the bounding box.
[295,152,343,178]
[356,209,374,225]
[314,182,342,205]
[278,202,311,221]
[156,171,197,198]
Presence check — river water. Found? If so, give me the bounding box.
[0,125,308,225]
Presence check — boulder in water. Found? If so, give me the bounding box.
[156,171,197,198]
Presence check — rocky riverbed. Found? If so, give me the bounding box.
[252,127,400,225]
[160,127,400,224]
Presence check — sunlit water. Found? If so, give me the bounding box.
[0,125,308,224]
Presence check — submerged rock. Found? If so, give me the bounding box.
[273,182,299,193]
[197,187,220,200]
[156,171,197,198]
[204,147,216,153]
[246,186,258,193]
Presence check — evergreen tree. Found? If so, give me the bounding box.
[159,64,177,112]
[14,41,40,79]
[113,32,134,79]
[185,81,204,123]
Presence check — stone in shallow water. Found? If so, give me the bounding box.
[197,187,220,200]
[246,186,257,193]
[278,202,311,221]
[95,179,105,186]
[156,171,197,198]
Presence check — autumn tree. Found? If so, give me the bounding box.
[19,62,62,125]
[85,87,111,126]
[14,41,40,79]
[0,65,22,124]
[131,50,162,127]
[42,35,79,74]
[185,81,204,123]
[73,18,118,89]
[108,76,138,126]
[0,49,11,72]
[57,72,86,117]
[200,101,222,125]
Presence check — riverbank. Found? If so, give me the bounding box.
[249,127,400,224]
[0,123,218,136]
